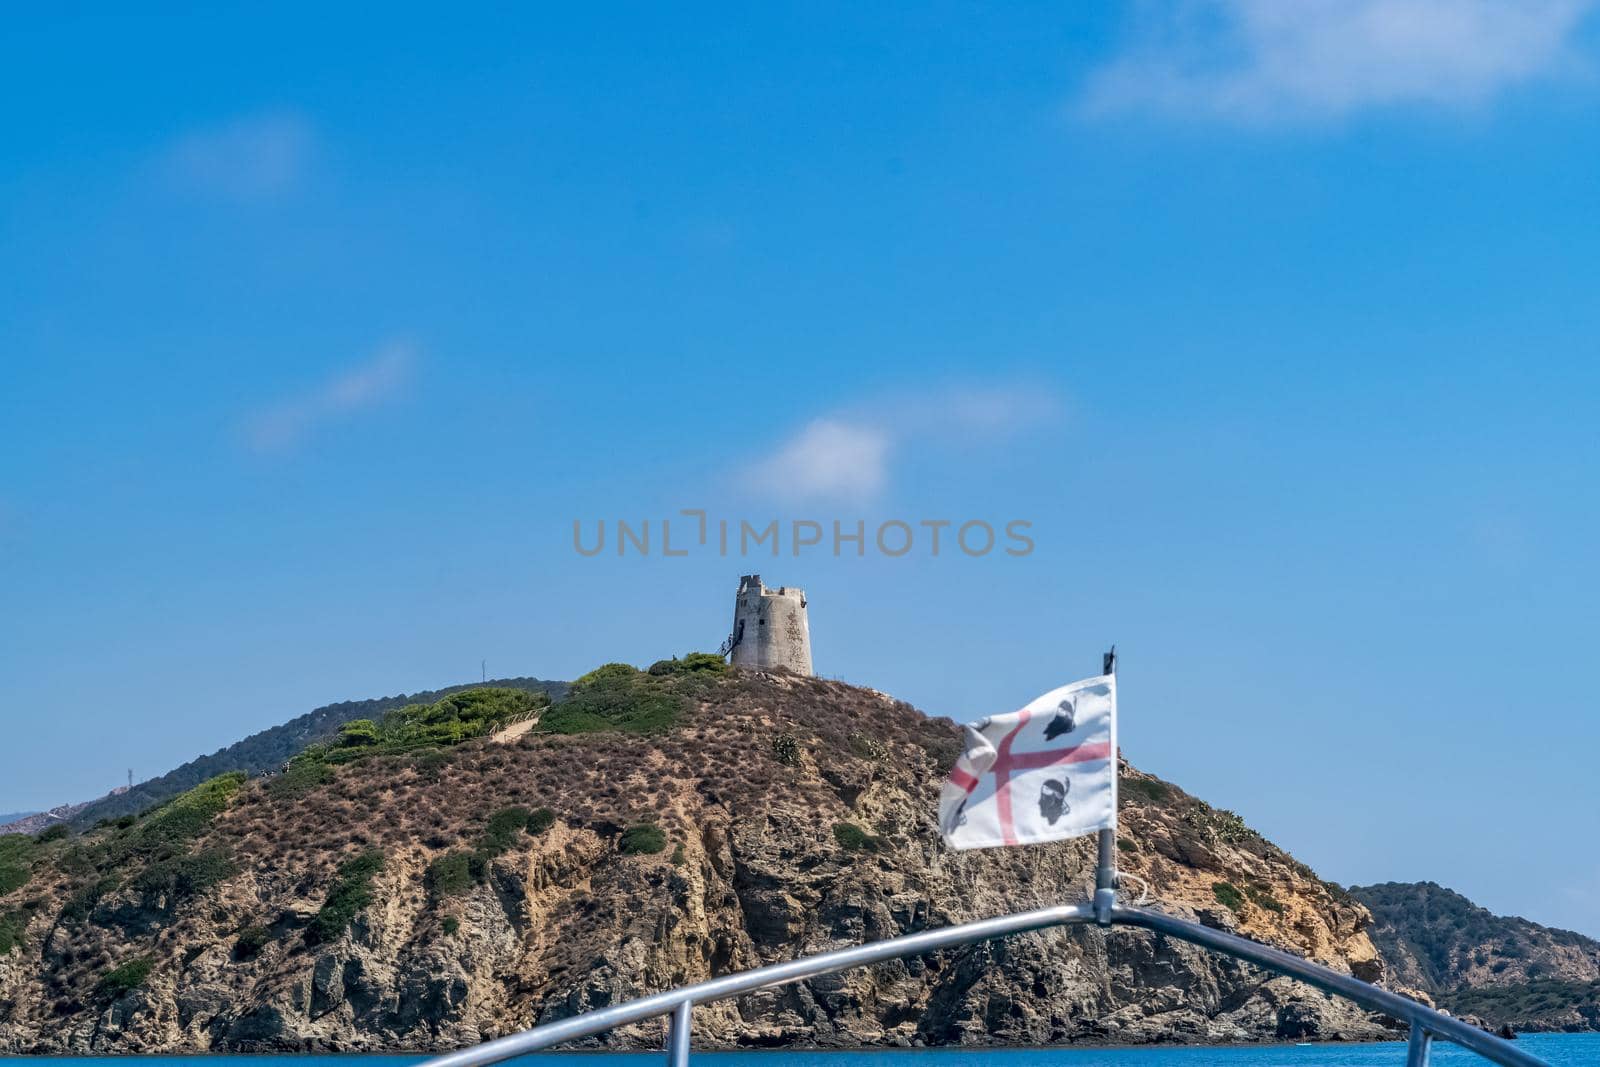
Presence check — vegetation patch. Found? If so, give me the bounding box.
[0,834,36,896]
[847,732,887,762]
[97,956,154,998]
[480,806,533,857]
[60,876,119,923]
[1210,808,1257,843]
[1213,881,1246,913]
[832,822,884,854]
[233,925,272,959]
[538,664,686,736]
[1245,883,1284,913]
[1442,978,1600,1030]
[307,850,385,944]
[1120,777,1172,805]
[427,807,554,901]
[0,906,33,954]
[266,759,334,800]
[619,824,667,855]
[298,688,549,767]
[647,652,729,677]
[132,847,235,902]
[441,915,460,936]
[426,851,479,897]
[771,732,801,766]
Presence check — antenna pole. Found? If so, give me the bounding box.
[1094,646,1118,924]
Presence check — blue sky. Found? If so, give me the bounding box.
[3,3,1599,935]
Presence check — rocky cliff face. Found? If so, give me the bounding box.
[0,670,1399,1052]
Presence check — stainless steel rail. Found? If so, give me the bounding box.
[415,901,1546,1067]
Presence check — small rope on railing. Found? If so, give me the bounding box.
[1118,870,1153,905]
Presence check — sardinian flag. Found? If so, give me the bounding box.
[940,674,1116,850]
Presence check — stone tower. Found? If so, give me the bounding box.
[727,574,813,675]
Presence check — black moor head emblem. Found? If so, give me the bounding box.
[1038,778,1070,824]
[1044,697,1077,741]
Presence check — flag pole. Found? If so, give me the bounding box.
[1093,646,1118,924]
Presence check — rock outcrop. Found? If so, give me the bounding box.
[0,670,1400,1052]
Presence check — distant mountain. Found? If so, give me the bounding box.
[61,677,568,829]
[0,813,36,826]
[1351,881,1600,1032]
[0,804,94,837]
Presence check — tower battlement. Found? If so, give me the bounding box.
[727,574,813,675]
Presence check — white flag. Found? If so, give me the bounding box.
[940,674,1116,850]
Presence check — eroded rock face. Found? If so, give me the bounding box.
[0,672,1400,1052]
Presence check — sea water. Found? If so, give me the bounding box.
[9,1036,1600,1067]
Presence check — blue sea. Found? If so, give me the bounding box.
[9,1038,1600,1067]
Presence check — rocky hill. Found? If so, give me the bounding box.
[1351,882,1600,1032]
[1,663,1398,1053]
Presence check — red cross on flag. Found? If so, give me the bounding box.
[940,673,1116,850]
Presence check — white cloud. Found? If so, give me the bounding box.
[158,111,313,199]
[241,342,415,454]
[746,419,894,501]
[1080,0,1596,123]
[741,384,1062,502]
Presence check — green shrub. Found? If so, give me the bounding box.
[307,850,384,944]
[619,824,667,855]
[832,822,883,853]
[771,732,801,766]
[411,747,451,778]
[1211,809,1257,843]
[1213,881,1245,913]
[34,823,70,844]
[0,907,31,954]
[573,663,641,689]
[1120,778,1172,805]
[0,834,36,896]
[426,852,477,897]
[648,653,729,677]
[527,808,556,835]
[1117,837,1136,853]
[61,876,119,922]
[0,864,28,896]
[441,915,460,935]
[1245,883,1284,913]
[267,759,334,800]
[670,843,686,866]
[98,956,154,998]
[0,834,35,863]
[540,664,684,736]
[847,732,887,762]
[480,807,531,857]
[133,848,235,901]
[233,925,272,959]
[336,718,381,747]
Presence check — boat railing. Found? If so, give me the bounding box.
[415,901,1547,1067]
